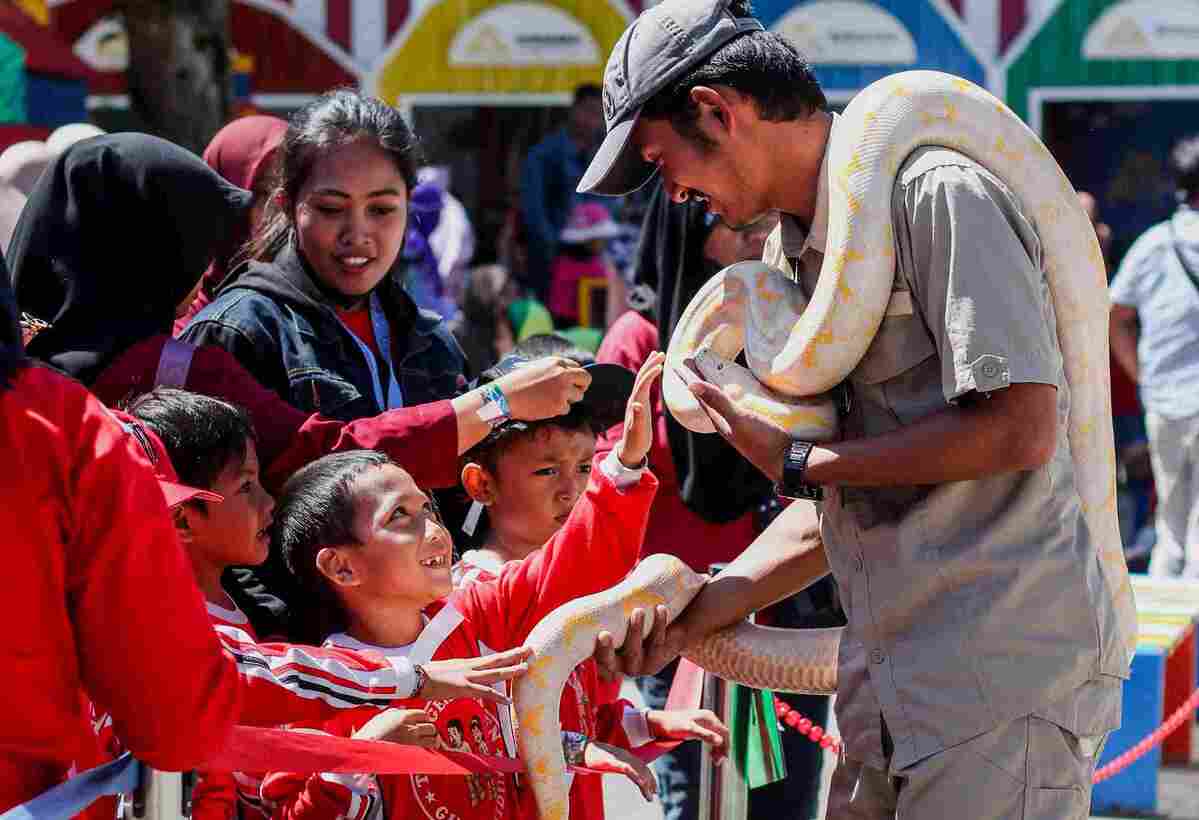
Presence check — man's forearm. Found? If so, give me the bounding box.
[800,382,1058,487]
[674,500,828,645]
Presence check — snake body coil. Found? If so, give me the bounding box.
[514,71,1137,820]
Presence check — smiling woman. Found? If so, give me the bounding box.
[181,89,468,425]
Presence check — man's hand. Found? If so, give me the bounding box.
[680,359,791,483]
[418,647,532,704]
[595,604,686,681]
[645,709,729,763]
[353,709,439,747]
[581,740,658,802]
[496,357,591,420]
[616,351,665,468]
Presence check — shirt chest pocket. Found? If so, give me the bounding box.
[853,291,936,384]
[849,290,943,428]
[287,368,365,418]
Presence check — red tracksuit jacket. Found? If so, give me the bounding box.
[261,459,657,820]
[0,365,241,813]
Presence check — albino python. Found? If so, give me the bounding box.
[512,70,1138,820]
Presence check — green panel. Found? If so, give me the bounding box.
[0,33,25,123]
[1006,0,1199,122]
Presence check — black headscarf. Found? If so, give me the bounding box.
[0,248,22,391]
[9,133,251,384]
[632,179,774,524]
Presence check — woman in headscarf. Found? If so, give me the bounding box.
[174,115,288,333]
[10,133,589,634]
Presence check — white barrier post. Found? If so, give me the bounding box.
[123,769,192,820]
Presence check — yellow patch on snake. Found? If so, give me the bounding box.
[541,801,568,820]
[561,613,600,650]
[526,654,556,688]
[622,589,666,619]
[522,703,547,737]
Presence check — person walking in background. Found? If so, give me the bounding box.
[1110,134,1199,578]
[520,84,609,301]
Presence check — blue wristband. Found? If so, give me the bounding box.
[478,383,512,428]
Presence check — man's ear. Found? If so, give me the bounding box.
[460,462,496,505]
[689,85,735,136]
[172,505,196,545]
[316,547,361,589]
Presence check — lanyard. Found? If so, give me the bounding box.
[341,292,404,411]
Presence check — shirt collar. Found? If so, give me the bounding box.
[778,112,839,260]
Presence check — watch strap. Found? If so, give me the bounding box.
[777,440,823,501]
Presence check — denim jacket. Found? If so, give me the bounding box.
[180,244,467,422]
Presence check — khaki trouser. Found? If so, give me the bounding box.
[1146,410,1199,579]
[827,715,1106,820]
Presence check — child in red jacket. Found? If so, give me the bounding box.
[454,344,728,820]
[260,354,664,820]
[124,389,531,820]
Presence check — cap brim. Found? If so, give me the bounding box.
[577,114,659,197]
[580,362,636,430]
[159,479,224,509]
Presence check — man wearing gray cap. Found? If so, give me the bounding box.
[590,2,1128,817]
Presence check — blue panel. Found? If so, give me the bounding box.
[751,0,986,91]
[1091,648,1166,815]
[25,73,87,129]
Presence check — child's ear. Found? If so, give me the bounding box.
[316,547,360,589]
[460,462,496,504]
[172,506,195,545]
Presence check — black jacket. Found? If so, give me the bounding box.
[181,243,467,422]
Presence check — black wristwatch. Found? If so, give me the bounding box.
[776,440,823,502]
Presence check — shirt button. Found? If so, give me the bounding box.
[853,555,864,572]
[870,649,885,664]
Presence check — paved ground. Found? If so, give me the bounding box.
[604,681,1199,820]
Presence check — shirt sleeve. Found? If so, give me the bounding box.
[212,621,418,727]
[458,467,658,650]
[893,159,1061,402]
[67,381,241,772]
[520,144,555,247]
[184,346,460,492]
[260,729,381,820]
[1109,229,1162,309]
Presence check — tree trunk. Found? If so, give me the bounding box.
[117,0,231,154]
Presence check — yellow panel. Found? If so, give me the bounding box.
[372,0,631,101]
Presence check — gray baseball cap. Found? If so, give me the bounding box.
[577,0,764,197]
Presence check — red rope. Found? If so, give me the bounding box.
[772,695,841,754]
[771,685,1199,780]
[1091,687,1199,783]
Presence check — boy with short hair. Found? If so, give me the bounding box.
[261,354,668,820]
[455,342,729,820]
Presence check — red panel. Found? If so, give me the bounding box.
[231,2,356,94]
[999,0,1027,55]
[1163,627,1195,764]
[326,0,351,51]
[0,4,94,80]
[386,0,410,39]
[49,0,116,44]
[0,124,52,152]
